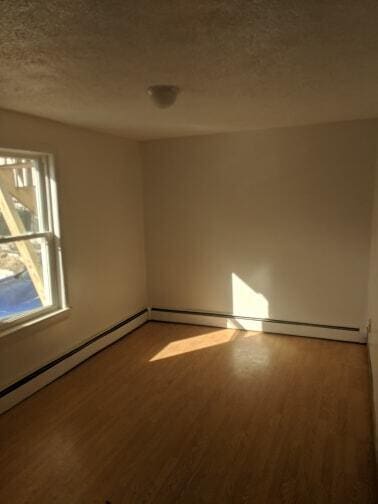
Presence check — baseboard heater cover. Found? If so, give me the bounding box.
[151,307,365,344]
[0,308,148,414]
[0,306,365,415]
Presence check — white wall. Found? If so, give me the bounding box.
[0,109,147,390]
[367,136,378,452]
[143,120,378,329]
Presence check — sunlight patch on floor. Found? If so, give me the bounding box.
[150,329,236,361]
[149,327,264,361]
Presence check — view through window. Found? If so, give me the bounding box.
[0,151,64,329]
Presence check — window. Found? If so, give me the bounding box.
[0,149,65,333]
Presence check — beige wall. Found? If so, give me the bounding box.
[0,109,147,390]
[367,137,378,451]
[143,120,378,329]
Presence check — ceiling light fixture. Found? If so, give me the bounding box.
[147,85,180,108]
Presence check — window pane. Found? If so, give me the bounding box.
[0,238,52,320]
[0,156,43,237]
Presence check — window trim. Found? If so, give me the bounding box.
[0,149,67,335]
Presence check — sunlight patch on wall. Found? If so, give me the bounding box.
[228,273,269,330]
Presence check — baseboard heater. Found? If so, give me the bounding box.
[0,305,365,414]
[0,308,148,414]
[150,307,365,344]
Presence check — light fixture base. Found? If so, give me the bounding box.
[147,85,180,108]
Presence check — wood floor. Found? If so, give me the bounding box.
[0,322,376,503]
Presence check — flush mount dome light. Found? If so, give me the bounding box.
[147,85,180,108]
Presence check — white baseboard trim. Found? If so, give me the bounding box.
[151,308,366,344]
[1,306,365,415]
[0,309,148,415]
[367,342,378,462]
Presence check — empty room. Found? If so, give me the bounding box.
[1,1,378,503]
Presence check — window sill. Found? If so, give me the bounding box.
[0,306,70,339]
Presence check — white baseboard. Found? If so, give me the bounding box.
[151,309,366,344]
[0,309,148,414]
[367,342,378,461]
[1,306,365,416]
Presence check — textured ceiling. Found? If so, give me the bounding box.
[0,1,378,139]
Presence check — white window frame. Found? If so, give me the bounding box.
[0,148,66,335]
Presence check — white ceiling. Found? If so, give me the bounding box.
[1,1,378,140]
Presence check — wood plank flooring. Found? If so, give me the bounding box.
[0,322,376,503]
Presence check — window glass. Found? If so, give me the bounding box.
[0,238,52,319]
[0,150,64,329]
[0,157,42,237]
